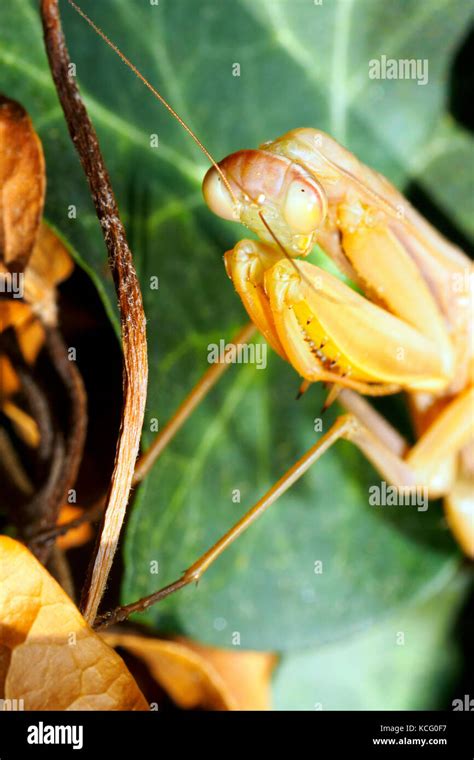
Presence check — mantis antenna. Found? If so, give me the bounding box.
[67,0,238,205]
[67,1,312,291]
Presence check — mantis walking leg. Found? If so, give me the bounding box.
[180,387,474,586]
[96,390,473,628]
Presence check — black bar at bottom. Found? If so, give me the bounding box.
[0,710,472,757]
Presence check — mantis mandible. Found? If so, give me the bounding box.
[69,1,473,596]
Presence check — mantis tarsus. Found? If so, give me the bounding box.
[68,1,473,618]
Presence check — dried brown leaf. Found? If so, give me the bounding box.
[178,637,277,710]
[0,301,34,400]
[103,631,276,711]
[0,222,73,404]
[0,95,45,272]
[0,536,148,710]
[56,505,93,550]
[23,222,74,324]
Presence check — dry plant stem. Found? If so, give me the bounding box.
[41,0,148,623]
[0,329,53,463]
[24,328,87,564]
[94,416,354,630]
[29,497,104,547]
[48,544,76,599]
[1,326,86,562]
[32,323,256,545]
[24,434,65,546]
[18,372,54,464]
[94,578,189,630]
[0,428,34,496]
[0,330,60,550]
[42,327,87,518]
[133,322,256,484]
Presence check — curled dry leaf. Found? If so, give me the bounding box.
[1,400,40,448]
[0,301,34,399]
[0,221,74,440]
[0,536,148,710]
[0,95,45,273]
[0,221,74,331]
[177,636,277,711]
[0,303,43,443]
[56,505,93,550]
[103,631,276,711]
[22,221,74,325]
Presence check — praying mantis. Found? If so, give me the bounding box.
[201,128,473,561]
[66,0,473,617]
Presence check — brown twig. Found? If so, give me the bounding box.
[0,428,34,497]
[0,327,84,562]
[15,327,87,564]
[41,0,148,624]
[94,578,189,631]
[0,328,53,467]
[28,497,105,547]
[30,323,256,553]
[41,326,87,517]
[22,432,65,544]
[16,372,54,465]
[48,544,76,599]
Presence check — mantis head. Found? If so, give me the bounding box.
[202,149,328,257]
[66,0,327,260]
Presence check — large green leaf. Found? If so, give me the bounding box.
[272,578,466,710]
[1,0,472,650]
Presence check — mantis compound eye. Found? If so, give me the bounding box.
[283,178,327,234]
[202,167,237,221]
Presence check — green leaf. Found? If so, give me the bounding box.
[1,0,471,650]
[272,578,466,710]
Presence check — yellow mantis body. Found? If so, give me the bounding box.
[202,128,474,556]
[68,2,474,583]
